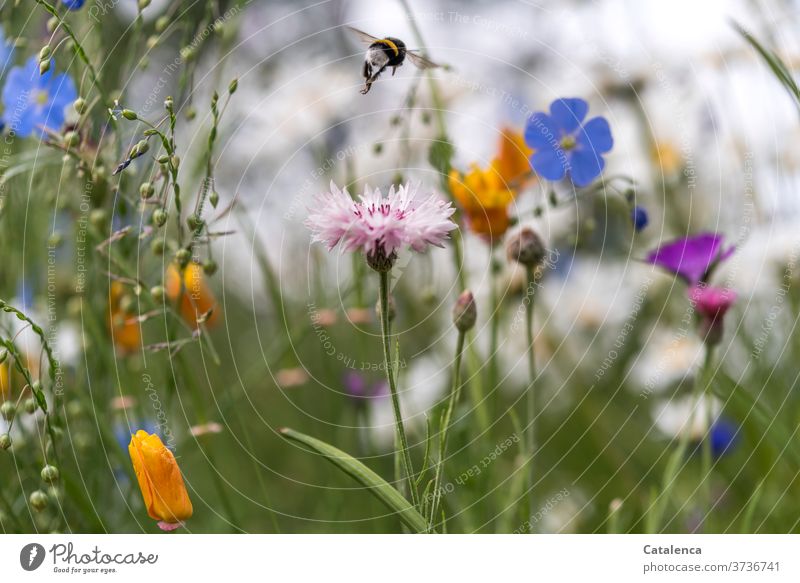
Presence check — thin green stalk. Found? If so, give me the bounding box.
[378,270,419,509]
[649,345,715,532]
[520,265,537,533]
[488,251,500,399]
[429,330,465,530]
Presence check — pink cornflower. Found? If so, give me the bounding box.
[688,285,737,345]
[306,181,457,271]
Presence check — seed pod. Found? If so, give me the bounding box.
[140,182,155,199]
[203,260,218,276]
[41,465,60,483]
[24,398,37,414]
[152,209,168,227]
[175,248,191,268]
[29,490,48,512]
[1,401,17,421]
[73,97,87,114]
[63,131,80,148]
[151,238,165,255]
[0,433,11,450]
[506,227,546,269]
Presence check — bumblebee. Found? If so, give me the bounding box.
[348,27,439,94]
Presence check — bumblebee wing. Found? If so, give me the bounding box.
[347,26,380,45]
[406,50,440,70]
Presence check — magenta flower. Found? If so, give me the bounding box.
[688,285,737,344]
[689,285,737,320]
[306,181,457,271]
[646,233,734,285]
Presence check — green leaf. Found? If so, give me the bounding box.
[428,135,455,185]
[733,21,800,115]
[279,427,428,533]
[711,369,800,470]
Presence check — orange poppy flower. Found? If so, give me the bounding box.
[449,128,533,241]
[165,263,219,328]
[128,430,193,530]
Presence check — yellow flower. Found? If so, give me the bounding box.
[449,128,533,241]
[109,282,141,354]
[128,430,193,528]
[650,141,682,176]
[165,263,219,328]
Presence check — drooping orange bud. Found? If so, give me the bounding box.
[165,263,219,328]
[128,430,193,529]
[109,281,141,354]
[0,362,9,402]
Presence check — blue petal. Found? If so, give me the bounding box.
[550,98,588,133]
[524,112,558,149]
[568,148,605,187]
[577,116,613,153]
[631,206,649,232]
[530,148,567,181]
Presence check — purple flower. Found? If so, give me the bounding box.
[632,206,649,232]
[2,56,77,138]
[646,233,734,286]
[524,97,613,187]
[343,371,388,405]
[306,182,457,268]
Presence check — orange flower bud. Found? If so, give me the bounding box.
[128,430,193,528]
[109,282,141,354]
[0,362,9,402]
[165,263,219,328]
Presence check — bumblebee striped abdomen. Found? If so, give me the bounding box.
[370,37,406,67]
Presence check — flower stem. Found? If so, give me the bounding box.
[488,252,500,397]
[429,329,466,530]
[521,265,537,533]
[378,270,419,510]
[649,345,716,532]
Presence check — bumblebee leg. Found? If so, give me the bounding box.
[361,65,387,94]
[391,66,397,76]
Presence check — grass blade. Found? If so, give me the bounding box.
[279,427,428,533]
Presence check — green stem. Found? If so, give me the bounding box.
[649,345,715,532]
[378,270,419,510]
[521,265,537,533]
[429,330,465,530]
[488,251,500,397]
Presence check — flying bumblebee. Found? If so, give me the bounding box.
[347,27,440,94]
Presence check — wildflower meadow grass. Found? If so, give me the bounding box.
[0,0,799,539]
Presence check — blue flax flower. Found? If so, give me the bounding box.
[524,97,613,187]
[62,0,85,9]
[2,56,77,138]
